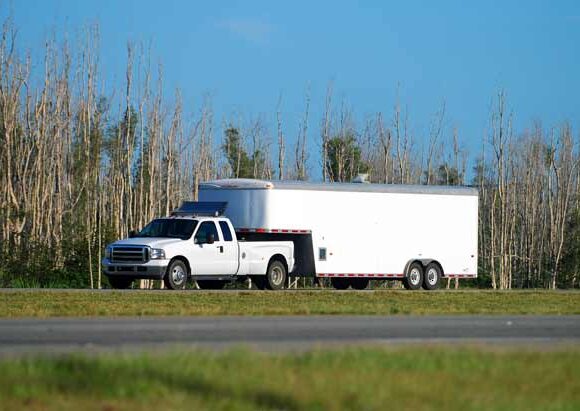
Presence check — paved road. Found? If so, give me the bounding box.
[0,315,579,355]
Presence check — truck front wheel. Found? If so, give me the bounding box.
[164,259,188,290]
[403,262,424,290]
[265,260,287,290]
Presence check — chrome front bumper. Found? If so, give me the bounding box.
[102,259,167,279]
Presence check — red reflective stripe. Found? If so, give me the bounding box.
[237,228,310,233]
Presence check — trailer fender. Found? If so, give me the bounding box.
[403,259,423,277]
[422,259,444,277]
[403,259,444,277]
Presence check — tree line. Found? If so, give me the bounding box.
[0,19,578,289]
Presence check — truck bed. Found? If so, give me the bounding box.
[237,241,294,275]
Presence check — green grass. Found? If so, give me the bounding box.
[0,347,578,411]
[1,289,579,317]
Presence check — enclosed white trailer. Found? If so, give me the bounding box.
[199,179,478,290]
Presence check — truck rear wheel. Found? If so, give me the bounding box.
[403,262,424,290]
[164,259,188,290]
[265,260,287,290]
[351,278,370,290]
[108,276,133,289]
[196,280,227,290]
[331,278,350,290]
[422,262,441,290]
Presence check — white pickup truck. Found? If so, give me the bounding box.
[102,202,294,290]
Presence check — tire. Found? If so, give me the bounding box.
[196,280,227,290]
[403,262,424,290]
[164,259,188,290]
[264,260,287,290]
[108,276,133,289]
[351,278,370,290]
[331,277,350,290]
[422,262,442,290]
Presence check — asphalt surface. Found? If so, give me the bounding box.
[0,315,579,355]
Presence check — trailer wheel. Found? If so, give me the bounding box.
[403,262,424,290]
[164,259,188,290]
[423,262,441,290]
[351,278,370,290]
[196,280,227,290]
[265,260,287,290]
[330,278,350,290]
[108,276,133,289]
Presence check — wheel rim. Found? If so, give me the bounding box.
[172,265,186,286]
[427,268,438,285]
[409,268,420,285]
[271,266,284,285]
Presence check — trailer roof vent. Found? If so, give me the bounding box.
[171,201,228,217]
[352,174,370,184]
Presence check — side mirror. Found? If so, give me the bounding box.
[129,230,137,238]
[206,233,215,244]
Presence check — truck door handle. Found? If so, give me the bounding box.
[217,246,223,253]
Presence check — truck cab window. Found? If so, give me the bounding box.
[219,221,233,241]
[137,219,197,240]
[195,221,220,243]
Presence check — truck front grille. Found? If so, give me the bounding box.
[111,246,149,263]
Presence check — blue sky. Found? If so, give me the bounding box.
[11,0,580,177]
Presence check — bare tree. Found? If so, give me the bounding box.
[276,93,285,180]
[321,83,333,182]
[294,87,310,180]
[425,101,446,185]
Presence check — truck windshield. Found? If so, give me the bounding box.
[136,219,197,240]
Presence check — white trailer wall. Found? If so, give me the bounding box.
[199,179,478,279]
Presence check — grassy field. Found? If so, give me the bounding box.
[1,289,579,317]
[0,347,578,411]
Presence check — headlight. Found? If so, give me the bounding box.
[105,246,112,259]
[150,248,166,260]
